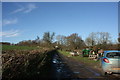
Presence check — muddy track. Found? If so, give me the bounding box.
[57,51,120,80]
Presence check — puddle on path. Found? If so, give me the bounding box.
[73,72,80,74]
[52,54,73,79]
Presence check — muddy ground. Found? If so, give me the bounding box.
[49,51,120,80]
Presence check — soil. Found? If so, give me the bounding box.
[58,52,120,80]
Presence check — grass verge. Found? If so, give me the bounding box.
[58,50,100,65]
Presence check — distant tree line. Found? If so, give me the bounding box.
[7,32,119,50]
[16,32,55,47]
[118,33,120,43]
[0,42,11,45]
[118,33,120,50]
[56,33,86,50]
[85,32,115,50]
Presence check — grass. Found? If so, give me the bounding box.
[58,50,70,56]
[2,45,38,51]
[58,50,100,64]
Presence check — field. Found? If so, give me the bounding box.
[2,45,39,51]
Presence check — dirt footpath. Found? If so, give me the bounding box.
[59,53,120,80]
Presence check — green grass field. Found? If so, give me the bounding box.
[2,45,39,51]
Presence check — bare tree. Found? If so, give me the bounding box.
[85,37,93,46]
[56,35,66,45]
[85,32,96,46]
[65,33,85,50]
[99,32,111,44]
[118,33,120,43]
[42,32,55,44]
[85,32,112,48]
